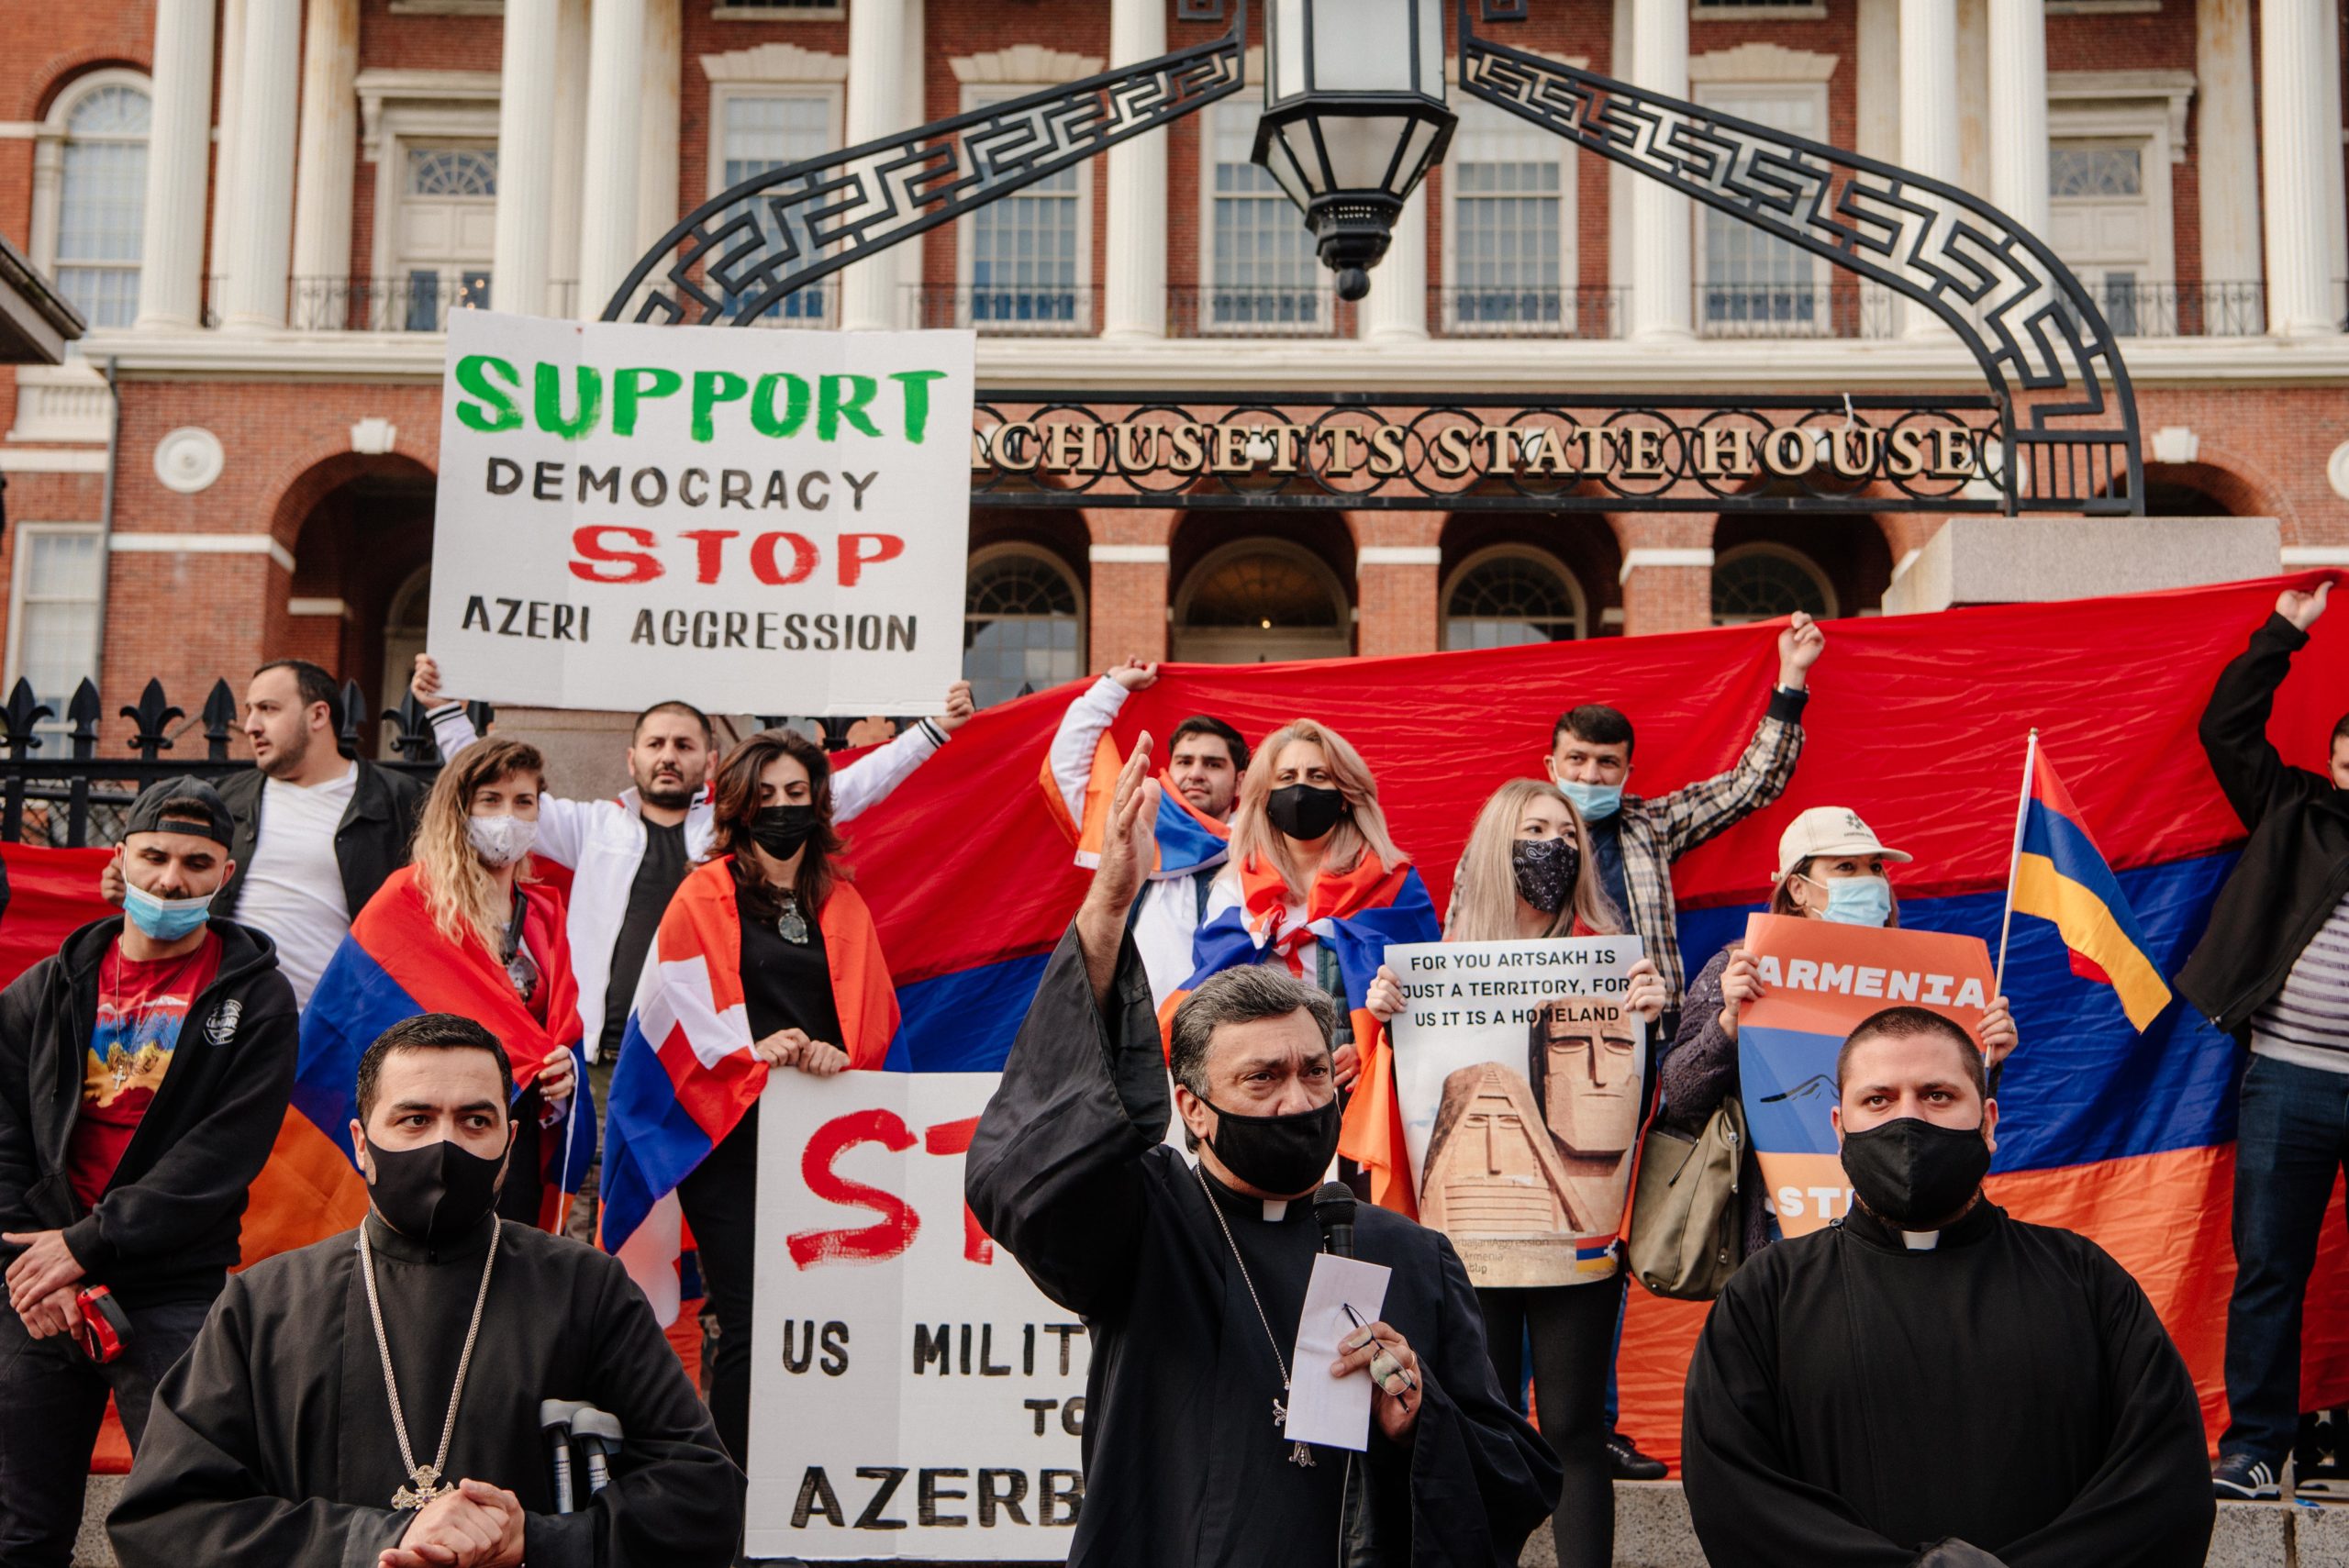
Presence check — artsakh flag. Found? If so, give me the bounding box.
[600,856,898,1324]
[2008,738,2175,1031]
[1039,731,1231,879]
[273,866,594,1250]
[1159,852,1441,1216]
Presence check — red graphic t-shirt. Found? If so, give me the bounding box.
[64,933,222,1210]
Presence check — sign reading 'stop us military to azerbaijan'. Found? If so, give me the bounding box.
[430,310,975,716]
[1736,914,1996,1237]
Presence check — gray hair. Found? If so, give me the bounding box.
[1168,965,1340,1103]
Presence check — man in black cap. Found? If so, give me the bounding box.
[0,776,299,1567]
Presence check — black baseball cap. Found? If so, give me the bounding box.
[124,776,236,849]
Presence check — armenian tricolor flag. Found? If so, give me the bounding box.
[268,866,594,1251]
[1040,730,1231,879]
[600,856,898,1324]
[1999,733,2174,1031]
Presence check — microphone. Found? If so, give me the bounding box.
[1313,1180,1356,1259]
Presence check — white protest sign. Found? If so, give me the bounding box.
[430,310,974,716]
[1386,936,1645,1288]
[749,1073,1086,1562]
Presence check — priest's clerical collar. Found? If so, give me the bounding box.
[1197,1166,1310,1224]
[362,1208,502,1266]
[1839,1195,2001,1253]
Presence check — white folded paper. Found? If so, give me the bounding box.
[1282,1252,1395,1452]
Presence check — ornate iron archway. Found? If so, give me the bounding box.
[608,0,2143,517]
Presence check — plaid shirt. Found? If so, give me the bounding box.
[1611,687,1809,1008]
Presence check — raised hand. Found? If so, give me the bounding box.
[935,680,977,732]
[2278,581,2332,633]
[1075,734,1162,1004]
[410,653,448,707]
[1107,658,1160,692]
[1777,612,1826,690]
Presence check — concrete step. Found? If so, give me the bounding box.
[73,1475,2321,1565]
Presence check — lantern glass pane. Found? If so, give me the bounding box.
[1310,0,1415,93]
[1395,117,1440,194]
[1416,0,1446,98]
[1272,0,1307,102]
[1318,114,1415,191]
[1265,129,1315,207]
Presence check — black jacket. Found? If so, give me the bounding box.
[213,756,426,920]
[0,917,299,1307]
[2176,614,2349,1035]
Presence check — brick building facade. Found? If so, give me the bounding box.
[1,0,2345,740]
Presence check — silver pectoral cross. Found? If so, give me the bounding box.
[393,1466,453,1511]
[1271,1399,1315,1468]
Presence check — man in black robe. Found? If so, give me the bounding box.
[109,1013,740,1568]
[1681,1005,2214,1568]
[967,739,1560,1567]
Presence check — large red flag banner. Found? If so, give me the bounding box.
[7,573,2343,1477]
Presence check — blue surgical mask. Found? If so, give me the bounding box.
[1560,780,1624,823]
[123,880,215,940]
[1812,874,1894,929]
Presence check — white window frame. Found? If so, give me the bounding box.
[1693,1,1830,19]
[963,542,1087,703]
[28,69,151,334]
[1440,545,1586,650]
[712,0,844,19]
[4,521,106,725]
[360,71,501,328]
[1195,79,1334,338]
[1690,80,1833,338]
[704,80,844,328]
[2044,76,2187,332]
[953,82,1096,335]
[1440,96,1579,338]
[1711,541,1838,626]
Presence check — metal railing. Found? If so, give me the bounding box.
[0,679,488,850]
[2091,281,2268,339]
[1429,285,1627,339]
[1695,283,1900,340]
[1167,284,1346,339]
[904,285,1102,336]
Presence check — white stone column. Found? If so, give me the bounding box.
[134,0,216,328]
[1103,0,1168,339]
[635,0,682,259]
[2321,0,2347,316]
[1986,0,2048,237]
[547,0,591,312]
[576,0,647,318]
[2194,0,2261,317]
[207,0,247,307]
[840,0,909,330]
[288,0,360,312]
[896,0,927,320]
[1628,0,1691,339]
[1364,183,1428,340]
[1607,0,1634,303]
[1898,0,1961,337]
[218,0,302,330]
[492,0,560,315]
[2260,0,2340,334]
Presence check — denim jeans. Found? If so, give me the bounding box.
[2221,1053,2349,1467]
[0,1292,214,1567]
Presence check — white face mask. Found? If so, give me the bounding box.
[466,813,538,868]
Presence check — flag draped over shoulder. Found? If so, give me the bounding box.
[274,866,592,1250]
[2012,745,2174,1030]
[1161,852,1440,1216]
[600,856,898,1324]
[1039,732,1230,878]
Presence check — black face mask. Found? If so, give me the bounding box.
[1511,836,1579,916]
[1264,784,1349,843]
[364,1133,509,1245]
[750,804,820,860]
[1200,1095,1342,1197]
[1840,1117,1991,1229]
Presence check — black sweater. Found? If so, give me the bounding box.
[2176,614,2349,1035]
[0,917,299,1307]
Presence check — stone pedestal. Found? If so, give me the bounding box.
[1880,516,2283,615]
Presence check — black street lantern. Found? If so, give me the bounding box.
[1255,0,1456,301]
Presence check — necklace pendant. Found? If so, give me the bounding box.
[1273,1396,1287,1428]
[776,904,810,944]
[1288,1442,1318,1469]
[393,1467,451,1511]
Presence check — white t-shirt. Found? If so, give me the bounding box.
[234,763,359,1005]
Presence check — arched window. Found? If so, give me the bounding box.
[1171,539,1352,663]
[1711,543,1836,626]
[963,545,1084,707]
[55,80,150,328]
[1442,547,1584,650]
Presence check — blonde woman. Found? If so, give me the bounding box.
[1175,718,1440,1210]
[311,737,584,1232]
[1364,778,1664,1568]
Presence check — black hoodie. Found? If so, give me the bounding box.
[0,916,299,1307]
